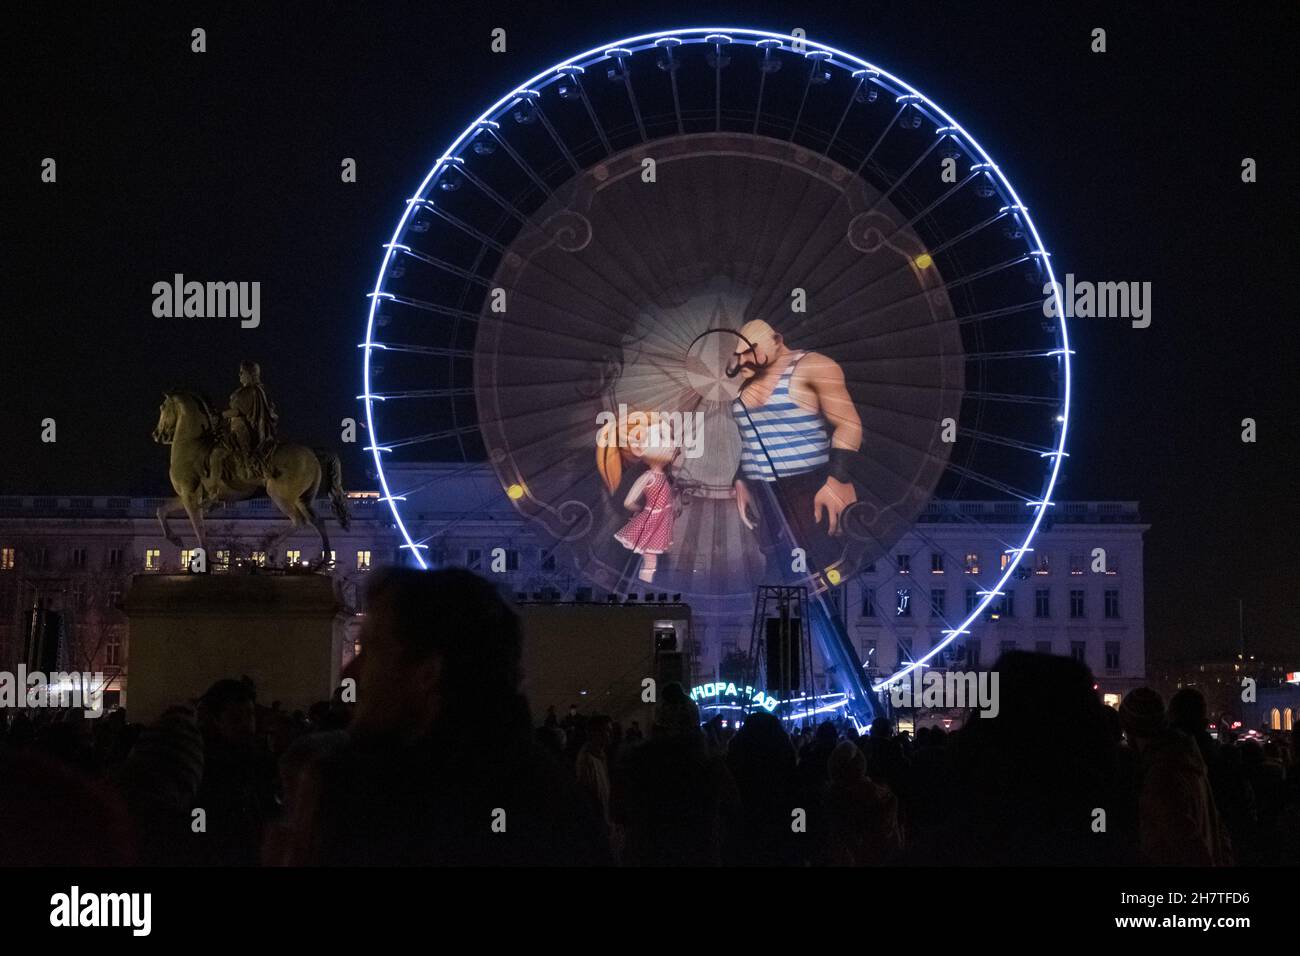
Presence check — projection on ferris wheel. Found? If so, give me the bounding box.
[360,28,1072,718]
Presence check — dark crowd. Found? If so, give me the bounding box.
[2,567,1297,867]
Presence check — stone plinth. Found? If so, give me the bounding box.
[123,572,344,723]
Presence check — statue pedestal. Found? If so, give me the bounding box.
[123,572,344,723]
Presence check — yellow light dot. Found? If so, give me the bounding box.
[506,483,524,500]
[914,253,933,269]
[826,568,842,586]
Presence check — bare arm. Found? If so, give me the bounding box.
[795,353,862,451]
[623,471,654,511]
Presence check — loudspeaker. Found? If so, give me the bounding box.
[765,616,802,695]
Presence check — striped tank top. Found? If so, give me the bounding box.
[731,351,831,481]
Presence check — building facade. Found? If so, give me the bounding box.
[0,464,1148,707]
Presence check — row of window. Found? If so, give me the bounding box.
[862,637,1125,672]
[870,551,1121,576]
[862,586,1122,620]
[1,546,375,572]
[464,548,557,573]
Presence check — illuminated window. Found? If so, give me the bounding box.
[286,549,302,565]
[1104,589,1120,619]
[0,548,13,571]
[1284,709,1294,732]
[357,550,372,570]
[144,548,161,570]
[1270,708,1281,731]
[180,549,196,569]
[1069,554,1085,575]
[250,551,267,567]
[214,549,230,571]
[964,552,979,574]
[930,552,944,574]
[325,550,336,566]
[896,554,911,575]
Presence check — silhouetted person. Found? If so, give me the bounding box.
[823,739,903,865]
[282,568,609,865]
[114,706,206,866]
[725,712,800,865]
[613,683,740,866]
[575,715,614,846]
[1120,687,1231,866]
[0,747,134,866]
[920,652,1125,865]
[195,678,276,866]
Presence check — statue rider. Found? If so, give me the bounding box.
[220,360,279,481]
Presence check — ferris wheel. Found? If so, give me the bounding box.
[359,26,1071,711]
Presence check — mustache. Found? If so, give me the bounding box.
[724,354,769,379]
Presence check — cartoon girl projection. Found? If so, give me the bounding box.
[597,412,677,584]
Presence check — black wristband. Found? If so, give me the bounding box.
[828,447,857,483]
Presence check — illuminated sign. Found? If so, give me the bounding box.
[689,682,778,712]
[1285,672,1300,686]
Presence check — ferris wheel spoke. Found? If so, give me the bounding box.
[854,103,908,178]
[654,38,686,136]
[961,389,1060,407]
[955,300,1045,326]
[857,130,944,220]
[408,199,508,254]
[523,92,581,176]
[752,39,784,134]
[478,124,556,201]
[361,342,471,358]
[371,292,479,322]
[373,424,482,452]
[605,48,648,142]
[823,74,867,157]
[559,66,614,155]
[941,462,1039,503]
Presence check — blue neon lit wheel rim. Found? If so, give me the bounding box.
[360,26,1071,696]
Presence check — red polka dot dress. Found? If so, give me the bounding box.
[615,471,674,555]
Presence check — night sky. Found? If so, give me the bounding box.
[4,1,1297,662]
